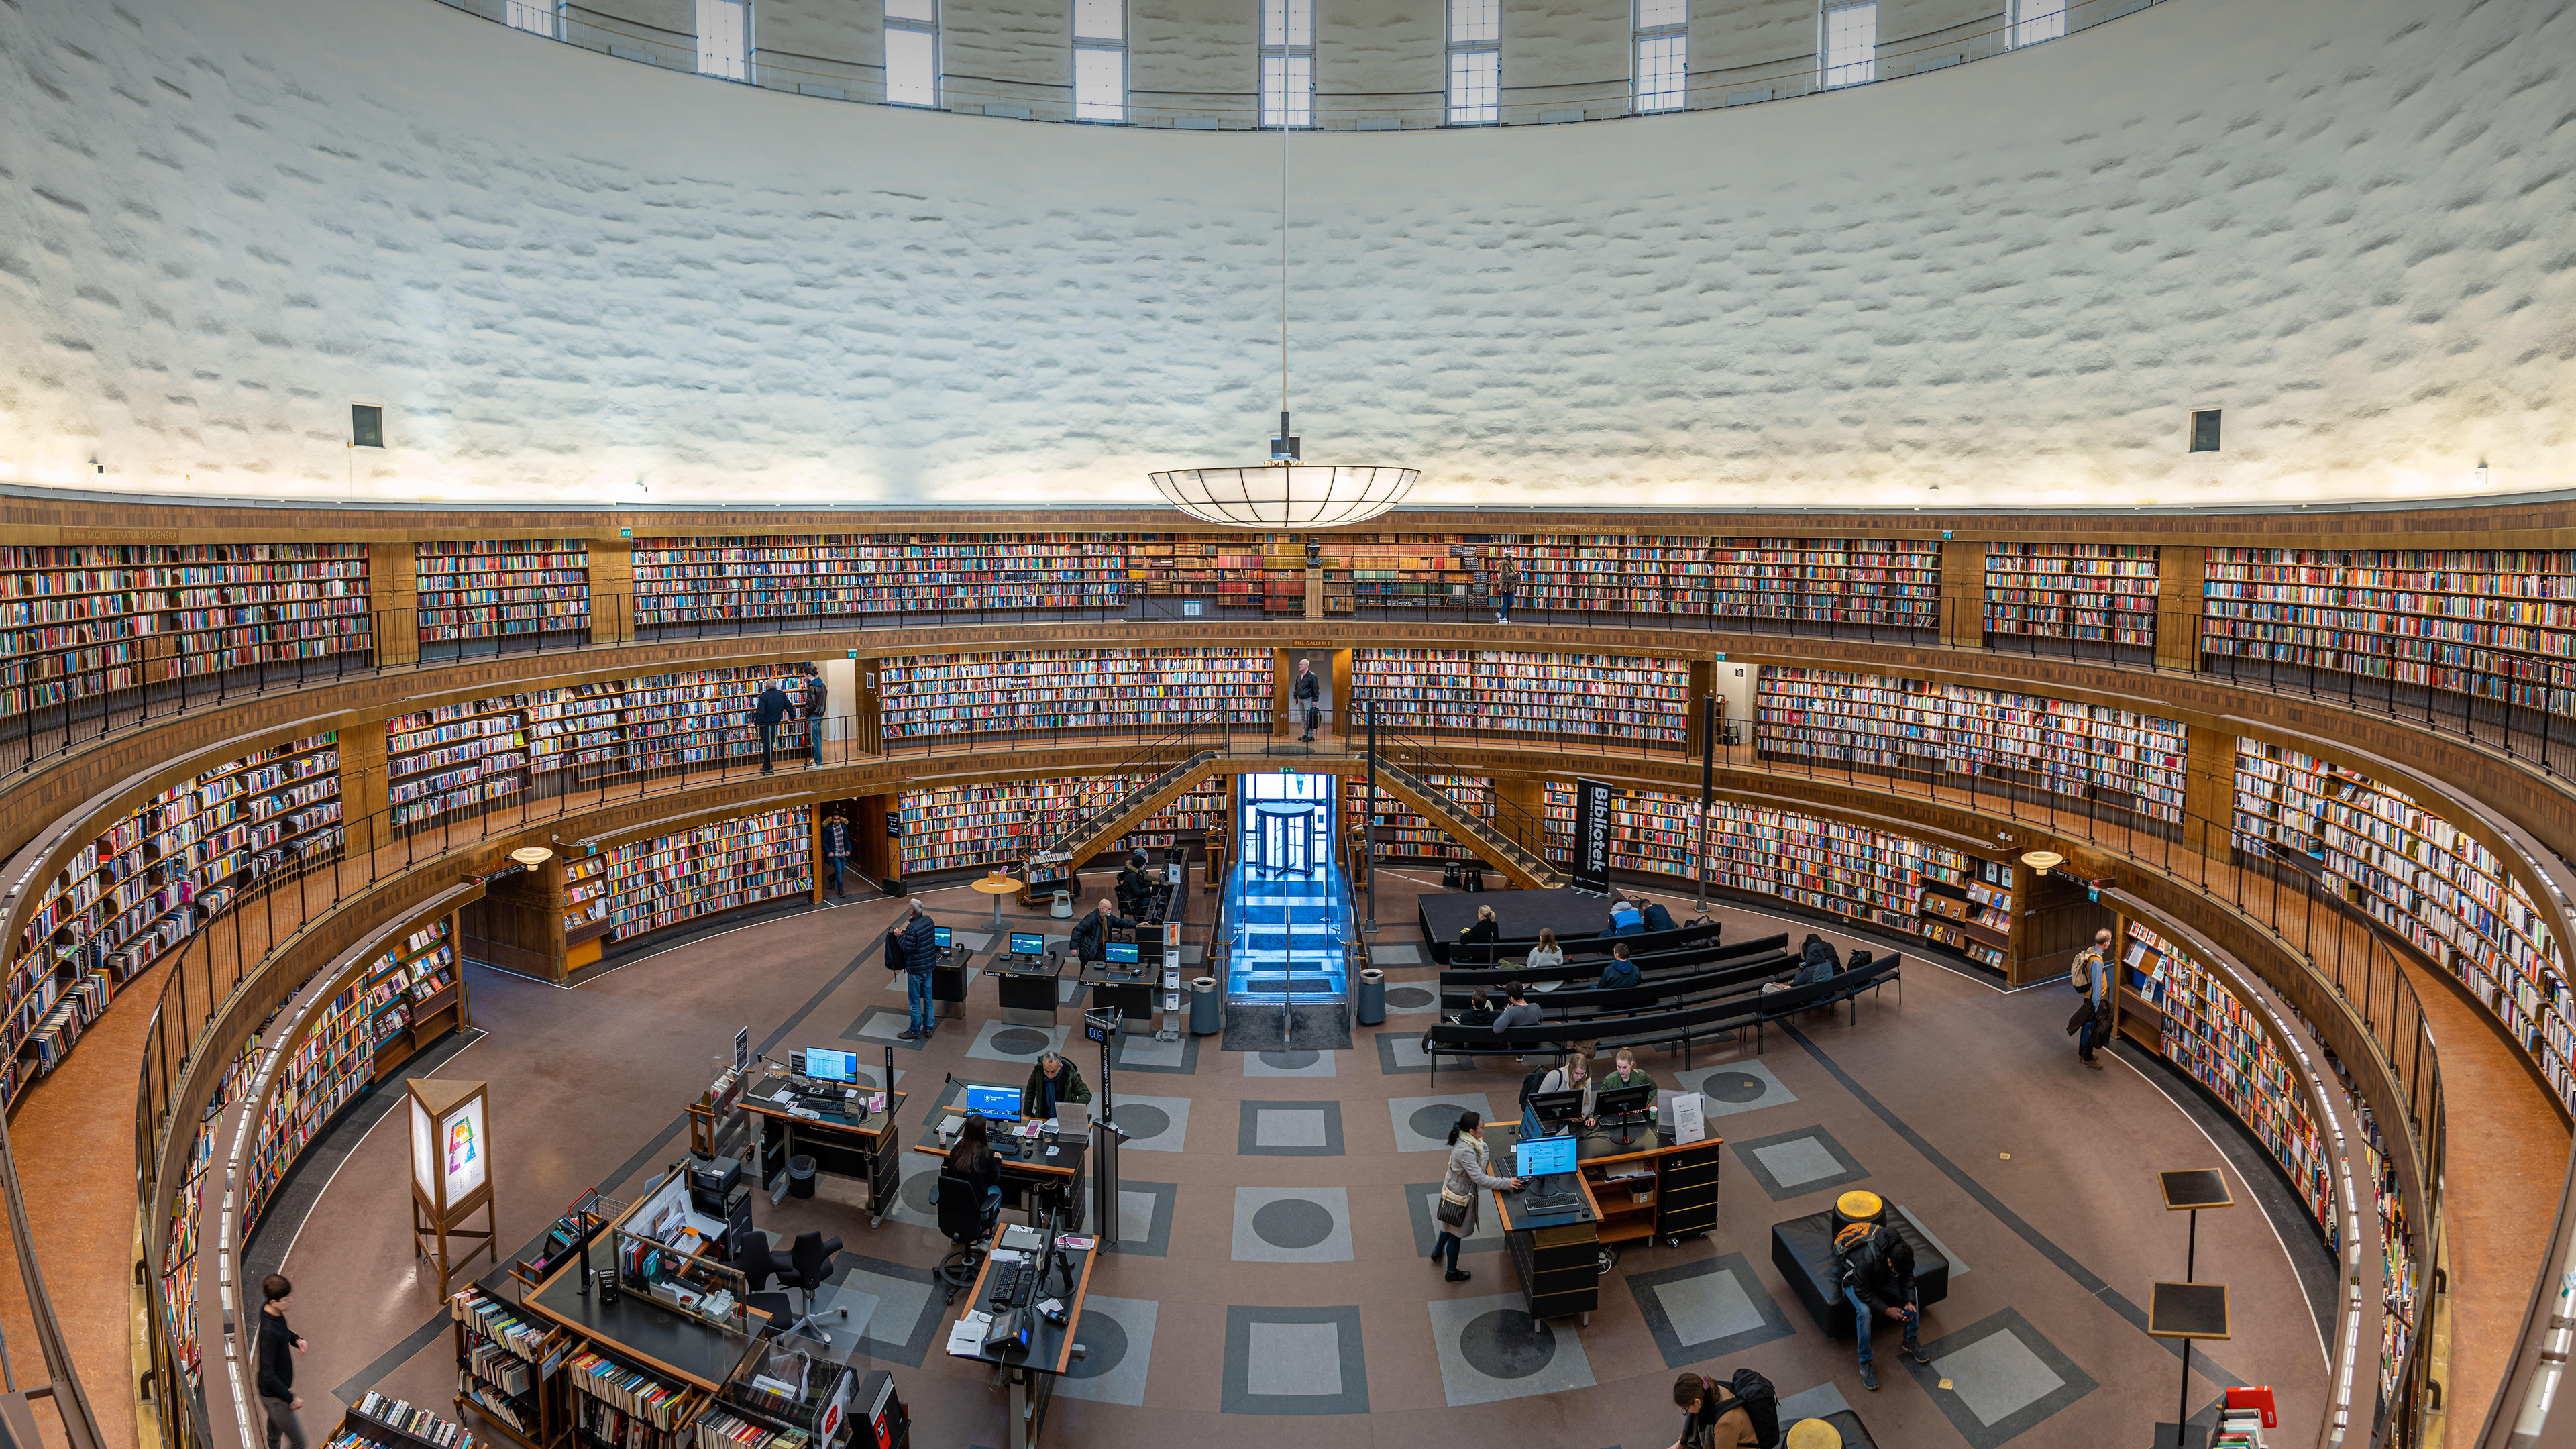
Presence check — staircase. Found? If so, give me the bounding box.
[1363,755,1563,890]
[1029,749,1222,869]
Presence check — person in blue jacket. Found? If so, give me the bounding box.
[1607,900,1646,935]
[1641,899,1678,932]
[1597,941,1640,991]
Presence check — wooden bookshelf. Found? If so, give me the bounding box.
[1115,775,1230,853]
[1313,534,1941,627]
[2112,918,2330,1228]
[417,540,590,649]
[1351,648,1692,745]
[630,535,1135,625]
[1984,542,2159,651]
[2233,736,2576,1114]
[877,647,1271,743]
[1540,782,1696,879]
[1125,537,1275,611]
[565,809,810,943]
[1756,667,2188,824]
[452,1283,572,1449]
[2202,547,2576,715]
[159,1042,258,1398]
[1347,774,1491,861]
[390,696,534,828]
[2361,1113,2417,1399]
[4,732,339,1109]
[564,1344,702,1449]
[898,777,1134,876]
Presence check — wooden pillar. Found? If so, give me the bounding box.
[337,706,392,823]
[2183,724,2237,857]
[1273,647,1302,737]
[370,541,419,666]
[2155,545,2205,671]
[1938,538,1984,647]
[1685,660,1715,757]
[1327,647,1352,743]
[1305,567,1324,621]
[1496,776,1548,861]
[589,534,634,643]
[853,657,884,755]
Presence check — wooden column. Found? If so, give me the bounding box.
[589,533,634,643]
[370,541,419,666]
[2155,544,2205,671]
[1939,538,1984,647]
[1685,660,1715,757]
[1328,647,1353,744]
[1496,776,1549,861]
[2183,723,2237,849]
[337,706,392,826]
[853,657,884,755]
[1305,567,1325,621]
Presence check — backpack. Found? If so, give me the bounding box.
[1833,1221,1885,1285]
[884,930,906,972]
[1518,1066,1552,1108]
[1719,1367,1782,1448]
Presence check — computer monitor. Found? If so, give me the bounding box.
[963,1083,1021,1120]
[1009,932,1046,957]
[1527,1089,1588,1130]
[1515,1134,1579,1179]
[1105,941,1139,965]
[934,926,953,951]
[804,1048,859,1084]
[1595,1082,1656,1143]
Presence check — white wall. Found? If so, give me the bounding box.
[0,0,2565,510]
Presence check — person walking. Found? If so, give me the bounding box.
[1836,1219,1929,1390]
[897,900,938,1039]
[820,812,853,896]
[1430,1111,1521,1283]
[802,665,828,767]
[256,1274,307,1449]
[1293,657,1322,743]
[1494,557,1521,624]
[2070,927,2113,1069]
[754,679,792,774]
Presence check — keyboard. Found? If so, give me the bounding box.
[1521,1172,1582,1216]
[987,1261,1025,1309]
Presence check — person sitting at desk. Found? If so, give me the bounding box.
[936,1116,1003,1223]
[1071,897,1135,964]
[1021,1051,1093,1120]
[1596,941,1640,992]
[1431,1112,1521,1284]
[1602,1044,1655,1093]
[1666,1371,1762,1449]
[1527,1050,1597,1135]
[1115,852,1156,919]
[1607,900,1646,935]
[1524,927,1565,973]
[1455,904,1499,963]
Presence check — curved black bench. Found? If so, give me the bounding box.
[1434,918,1721,965]
[1438,932,1784,990]
[1438,949,1794,1016]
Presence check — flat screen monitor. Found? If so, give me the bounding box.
[963,1084,1021,1120]
[934,926,953,950]
[1595,1082,1655,1121]
[1105,941,1139,964]
[1515,1134,1579,1179]
[804,1048,859,1084]
[1009,932,1047,957]
[1527,1089,1588,1128]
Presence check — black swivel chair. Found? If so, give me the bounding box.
[747,1228,847,1343]
[934,1170,1002,1305]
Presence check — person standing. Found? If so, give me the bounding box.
[1071,896,1135,964]
[1021,1050,1092,1118]
[802,665,828,767]
[1837,1220,1929,1390]
[1495,556,1521,624]
[2070,927,2113,1070]
[820,812,853,896]
[256,1274,307,1449]
[1293,657,1322,743]
[897,900,938,1039]
[754,679,792,775]
[1430,1112,1521,1283]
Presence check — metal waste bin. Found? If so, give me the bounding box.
[1189,977,1221,1034]
[1356,968,1387,1026]
[788,1155,818,1200]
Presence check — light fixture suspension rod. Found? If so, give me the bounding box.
[1281,101,1291,431]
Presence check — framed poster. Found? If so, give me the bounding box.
[441,1094,488,1202]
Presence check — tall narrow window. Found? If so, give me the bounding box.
[1821,1,1876,87]
[1260,0,1313,127]
[503,0,558,37]
[1633,0,1687,113]
[2012,0,2065,44]
[696,0,750,80]
[1447,0,1500,124]
[885,0,938,106]
[1074,0,1126,121]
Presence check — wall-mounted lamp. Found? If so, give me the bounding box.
[2020,851,2064,873]
[510,847,555,869]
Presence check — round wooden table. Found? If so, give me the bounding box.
[971,875,1023,928]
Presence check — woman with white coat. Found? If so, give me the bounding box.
[1430,1111,1522,1282]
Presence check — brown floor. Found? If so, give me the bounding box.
[250,870,2331,1448]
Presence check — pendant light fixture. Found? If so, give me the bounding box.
[1148,91,1419,527]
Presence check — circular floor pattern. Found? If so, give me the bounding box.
[1259,1049,1320,1069]
[1112,1104,1171,1141]
[991,1028,1053,1056]
[1703,1071,1767,1103]
[1252,1197,1337,1250]
[1458,1308,1557,1379]
[898,1169,941,1217]
[1383,986,1436,1008]
[1064,1311,1127,1380]
[1411,1104,1474,1142]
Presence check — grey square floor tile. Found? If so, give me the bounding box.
[845,1006,932,1051]
[1672,1059,1799,1118]
[1239,1099,1346,1156]
[1367,942,1423,965]
[1426,1291,1596,1407]
[966,1020,1069,1064]
[1904,1308,2099,1449]
[1110,1181,1177,1257]
[1375,1032,1439,1075]
[1223,1306,1368,1414]
[1731,1125,1870,1201]
[1104,1093,1192,1152]
[1625,1252,1795,1368]
[1377,981,1441,1015]
[1404,1181,1503,1258]
[1055,1293,1157,1407]
[1246,1047,1338,1077]
[1114,1034,1199,1074]
[1896,1204,1968,1277]
[1774,1381,1852,1425]
[1389,1092,1494,1152]
[1232,1186,1355,1263]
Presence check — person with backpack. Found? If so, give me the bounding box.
[1666,1369,1770,1448]
[2069,927,2113,1069]
[1792,935,1839,987]
[1837,1220,1931,1390]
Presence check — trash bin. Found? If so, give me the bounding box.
[1189,977,1221,1035]
[1356,968,1387,1026]
[788,1155,818,1200]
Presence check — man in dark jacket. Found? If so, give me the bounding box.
[1071,896,1134,963]
[1116,851,1157,920]
[754,680,792,774]
[802,665,828,768]
[1641,900,1678,933]
[1021,1051,1093,1119]
[256,1273,307,1449]
[1597,941,1640,992]
[1837,1222,1930,1390]
[897,900,940,1038]
[1293,657,1322,742]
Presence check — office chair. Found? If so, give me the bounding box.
[757,1230,848,1344]
[934,1170,1002,1305]
[734,1229,790,1292]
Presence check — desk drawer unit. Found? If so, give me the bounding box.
[1509,1221,1601,1320]
[1653,1140,1723,1240]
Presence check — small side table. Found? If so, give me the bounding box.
[972,875,1023,928]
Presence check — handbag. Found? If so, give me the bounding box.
[1436,1189,1472,1228]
